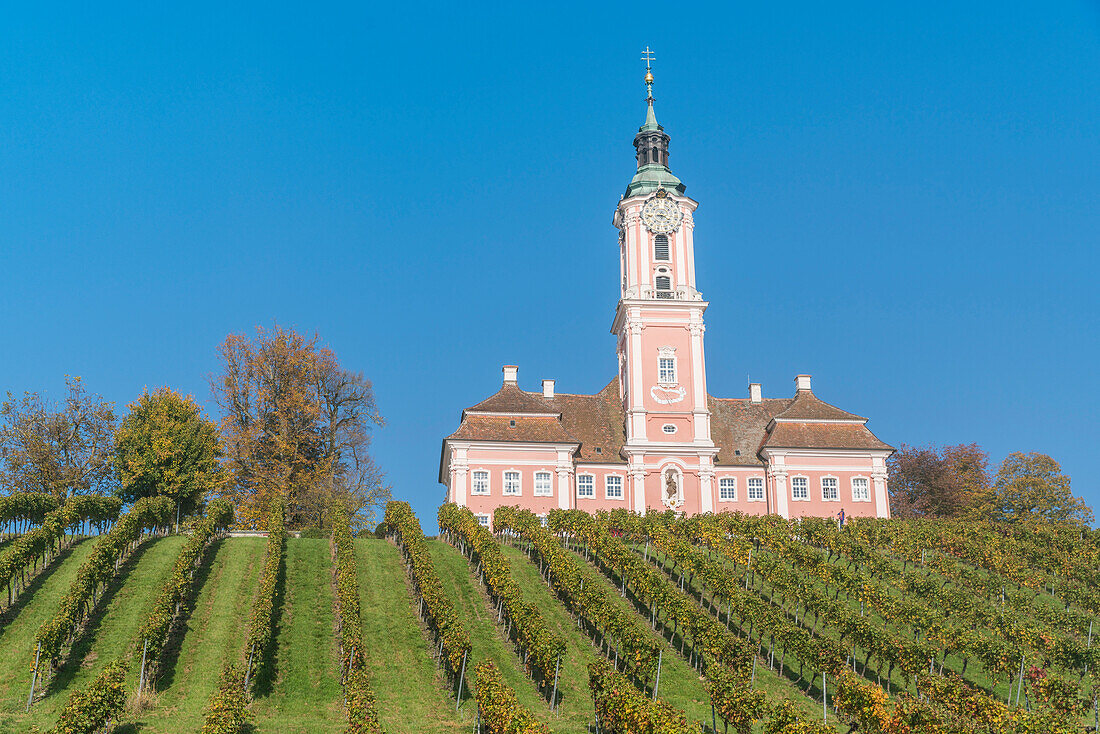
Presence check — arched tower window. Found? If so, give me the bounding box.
[653,235,670,261]
[655,274,672,298]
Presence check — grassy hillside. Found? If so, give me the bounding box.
[0,507,1093,734]
[0,538,95,732]
[17,535,186,730]
[426,539,553,725]
[251,537,344,733]
[128,536,265,733]
[356,538,466,734]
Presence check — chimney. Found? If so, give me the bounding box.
[795,374,812,392]
[749,383,762,403]
[502,365,518,384]
[542,379,555,399]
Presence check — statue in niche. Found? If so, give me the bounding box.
[663,469,683,510]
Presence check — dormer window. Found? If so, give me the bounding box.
[654,235,669,261]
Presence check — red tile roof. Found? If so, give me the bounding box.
[762,422,893,451]
[465,383,557,415]
[443,379,891,464]
[554,379,627,463]
[774,390,865,422]
[446,414,578,444]
[708,397,792,466]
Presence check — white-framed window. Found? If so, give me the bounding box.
[658,357,676,384]
[471,470,490,495]
[851,477,870,502]
[653,234,670,261]
[718,477,736,501]
[747,477,765,501]
[577,474,594,498]
[503,471,521,496]
[538,514,548,527]
[822,476,839,501]
[534,471,553,496]
[476,514,490,527]
[791,476,809,501]
[605,475,624,499]
[662,424,677,435]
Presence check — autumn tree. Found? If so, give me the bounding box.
[213,325,388,530]
[310,359,386,531]
[0,376,116,500]
[114,387,223,528]
[977,452,1093,526]
[887,443,990,519]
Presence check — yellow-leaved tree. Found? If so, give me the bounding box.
[212,325,387,531]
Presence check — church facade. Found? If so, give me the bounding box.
[439,69,893,526]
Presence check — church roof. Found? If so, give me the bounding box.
[708,397,792,466]
[465,382,557,415]
[555,378,627,463]
[444,377,891,464]
[446,414,578,444]
[773,390,866,422]
[762,422,892,451]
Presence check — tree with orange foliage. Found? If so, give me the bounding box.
[888,442,991,519]
[212,325,387,530]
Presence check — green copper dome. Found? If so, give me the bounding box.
[625,99,685,198]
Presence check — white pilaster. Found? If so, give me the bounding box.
[688,320,710,443]
[452,447,469,506]
[699,466,714,513]
[872,458,889,518]
[631,466,647,513]
[628,316,647,441]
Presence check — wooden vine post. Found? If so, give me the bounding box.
[138,638,148,692]
[26,641,41,711]
[455,649,468,711]
[551,654,560,711]
[652,648,662,701]
[244,642,256,689]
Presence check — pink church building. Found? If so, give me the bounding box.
[439,67,893,526]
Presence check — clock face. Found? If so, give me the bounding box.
[641,192,683,234]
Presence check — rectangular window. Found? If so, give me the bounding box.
[605,475,623,499]
[472,471,490,495]
[822,477,839,501]
[503,471,520,496]
[476,514,490,527]
[718,477,736,501]
[538,515,548,527]
[577,475,594,498]
[747,477,764,501]
[791,476,808,500]
[658,357,676,383]
[852,477,870,502]
[534,471,553,496]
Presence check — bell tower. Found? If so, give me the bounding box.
[611,49,718,514]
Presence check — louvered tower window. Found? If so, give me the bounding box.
[655,275,672,298]
[653,235,669,261]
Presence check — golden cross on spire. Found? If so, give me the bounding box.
[640,46,655,100]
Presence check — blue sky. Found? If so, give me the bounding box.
[2,2,1098,529]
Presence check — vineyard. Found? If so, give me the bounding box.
[0,494,1097,733]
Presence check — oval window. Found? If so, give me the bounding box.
[662,424,677,434]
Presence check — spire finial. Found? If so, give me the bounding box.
[641,45,656,101]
